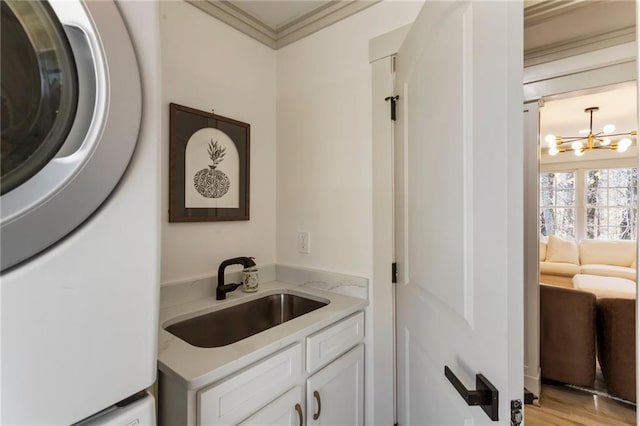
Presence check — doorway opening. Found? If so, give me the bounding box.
[527,82,637,424]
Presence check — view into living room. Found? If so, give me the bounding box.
[534,83,637,424]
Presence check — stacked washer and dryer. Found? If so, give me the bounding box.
[1,1,160,424]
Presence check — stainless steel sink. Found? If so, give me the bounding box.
[165,293,329,348]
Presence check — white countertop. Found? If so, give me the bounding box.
[157,280,367,390]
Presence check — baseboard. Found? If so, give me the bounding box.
[525,369,541,398]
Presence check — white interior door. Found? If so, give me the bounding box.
[394,2,524,424]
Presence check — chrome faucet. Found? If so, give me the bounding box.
[217,257,256,300]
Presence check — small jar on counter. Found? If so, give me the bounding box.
[242,266,259,292]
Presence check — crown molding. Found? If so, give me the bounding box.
[186,0,381,50]
[524,0,636,67]
[525,26,636,67]
[524,0,591,27]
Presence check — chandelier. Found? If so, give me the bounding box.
[545,106,636,157]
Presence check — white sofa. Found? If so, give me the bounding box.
[540,235,637,287]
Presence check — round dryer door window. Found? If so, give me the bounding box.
[1,1,78,195]
[0,0,143,272]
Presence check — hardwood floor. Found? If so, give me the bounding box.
[525,382,636,425]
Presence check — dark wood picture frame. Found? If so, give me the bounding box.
[169,103,250,222]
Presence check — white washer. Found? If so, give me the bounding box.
[1,1,160,424]
[78,392,156,426]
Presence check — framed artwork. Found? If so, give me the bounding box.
[169,103,250,222]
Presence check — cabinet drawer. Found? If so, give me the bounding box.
[306,311,364,373]
[198,344,302,425]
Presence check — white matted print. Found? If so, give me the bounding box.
[184,127,239,208]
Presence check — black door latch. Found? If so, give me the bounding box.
[385,95,399,121]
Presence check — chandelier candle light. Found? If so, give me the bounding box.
[545,106,636,157]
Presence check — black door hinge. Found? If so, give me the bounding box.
[510,399,523,426]
[392,262,398,283]
[385,95,399,121]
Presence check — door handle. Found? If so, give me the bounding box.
[444,366,499,421]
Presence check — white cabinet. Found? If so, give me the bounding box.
[306,344,364,426]
[159,311,364,426]
[239,387,304,426]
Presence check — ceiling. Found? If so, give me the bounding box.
[540,84,638,164]
[188,1,636,53]
[227,1,329,30]
[542,84,637,139]
[186,0,380,49]
[524,0,635,66]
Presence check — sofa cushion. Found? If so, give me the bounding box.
[579,239,636,267]
[572,274,636,299]
[540,284,596,387]
[539,274,574,288]
[580,264,637,282]
[540,241,547,261]
[596,298,636,402]
[546,235,579,264]
[540,261,580,277]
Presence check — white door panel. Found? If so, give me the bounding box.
[395,1,523,424]
[400,328,474,425]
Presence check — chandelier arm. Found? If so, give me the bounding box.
[557,136,588,142]
[547,107,634,156]
[557,132,637,143]
[600,132,637,138]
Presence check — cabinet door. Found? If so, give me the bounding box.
[198,344,302,425]
[306,344,364,426]
[239,387,304,426]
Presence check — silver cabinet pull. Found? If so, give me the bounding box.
[312,390,322,420]
[295,403,304,426]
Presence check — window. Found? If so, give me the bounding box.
[540,171,575,239]
[586,168,638,240]
[540,167,638,241]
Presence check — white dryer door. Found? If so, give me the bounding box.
[0,0,141,271]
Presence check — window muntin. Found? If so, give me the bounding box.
[586,167,638,240]
[540,171,576,239]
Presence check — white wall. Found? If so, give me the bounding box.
[276,1,421,275]
[160,1,277,284]
[160,1,422,423]
[276,2,422,424]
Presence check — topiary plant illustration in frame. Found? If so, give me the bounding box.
[169,103,250,222]
[193,139,230,198]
